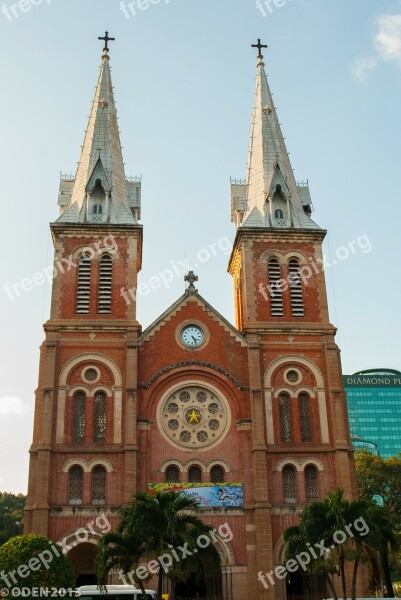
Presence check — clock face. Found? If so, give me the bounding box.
[181,325,204,348]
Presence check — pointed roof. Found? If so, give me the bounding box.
[57,47,137,225]
[238,48,320,230]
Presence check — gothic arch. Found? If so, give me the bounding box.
[70,245,121,262]
[274,457,324,472]
[259,250,284,265]
[62,458,114,473]
[59,353,122,387]
[160,460,185,473]
[213,535,235,566]
[206,460,231,472]
[264,356,324,389]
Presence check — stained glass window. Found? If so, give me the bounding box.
[69,466,83,505]
[305,465,318,500]
[165,466,179,483]
[211,465,225,483]
[92,466,106,504]
[188,466,202,483]
[299,392,312,442]
[73,392,86,443]
[94,391,107,441]
[279,392,292,442]
[283,465,296,504]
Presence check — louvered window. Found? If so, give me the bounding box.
[76,253,92,313]
[299,392,312,442]
[73,392,86,443]
[92,466,106,504]
[165,466,180,483]
[188,466,202,483]
[98,254,112,314]
[288,258,304,317]
[94,391,107,442]
[305,465,318,500]
[69,466,83,505]
[268,258,283,317]
[283,465,296,504]
[279,392,292,442]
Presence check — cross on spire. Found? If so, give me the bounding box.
[251,38,268,59]
[98,31,115,54]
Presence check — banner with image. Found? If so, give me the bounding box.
[148,482,243,508]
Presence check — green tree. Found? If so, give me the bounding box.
[282,489,398,600]
[0,534,75,595]
[355,450,401,514]
[96,491,220,598]
[0,493,26,546]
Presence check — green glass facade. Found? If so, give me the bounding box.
[344,369,401,458]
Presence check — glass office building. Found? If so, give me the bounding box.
[344,369,401,458]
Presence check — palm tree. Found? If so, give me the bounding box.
[97,491,220,598]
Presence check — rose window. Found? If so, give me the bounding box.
[159,384,230,449]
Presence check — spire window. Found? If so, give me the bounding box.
[98,254,112,314]
[279,392,292,442]
[76,253,92,314]
[299,392,312,442]
[305,465,318,500]
[73,392,86,443]
[92,466,106,504]
[69,466,83,505]
[274,209,284,219]
[283,465,296,504]
[268,258,283,317]
[93,204,103,214]
[288,258,304,317]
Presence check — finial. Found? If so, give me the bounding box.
[251,38,268,61]
[98,31,115,58]
[184,271,198,294]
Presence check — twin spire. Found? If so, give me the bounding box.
[57,34,317,231]
[57,32,140,226]
[231,39,319,230]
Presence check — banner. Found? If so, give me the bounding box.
[148,482,243,507]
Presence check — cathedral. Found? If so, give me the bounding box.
[24,34,358,600]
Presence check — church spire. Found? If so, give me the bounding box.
[57,32,140,225]
[231,40,319,230]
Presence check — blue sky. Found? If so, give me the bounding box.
[0,0,400,493]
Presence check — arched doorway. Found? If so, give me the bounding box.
[67,542,97,586]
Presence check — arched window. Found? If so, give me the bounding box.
[69,466,83,505]
[98,254,112,314]
[305,465,318,501]
[188,465,202,483]
[210,465,225,483]
[299,392,312,442]
[92,466,106,504]
[73,391,86,443]
[268,258,283,317]
[283,465,296,504]
[94,391,107,442]
[279,392,292,442]
[93,204,103,214]
[274,209,284,219]
[165,465,180,483]
[76,252,92,314]
[288,258,304,317]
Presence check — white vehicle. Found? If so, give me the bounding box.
[77,585,158,600]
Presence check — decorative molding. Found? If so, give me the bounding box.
[139,361,249,391]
